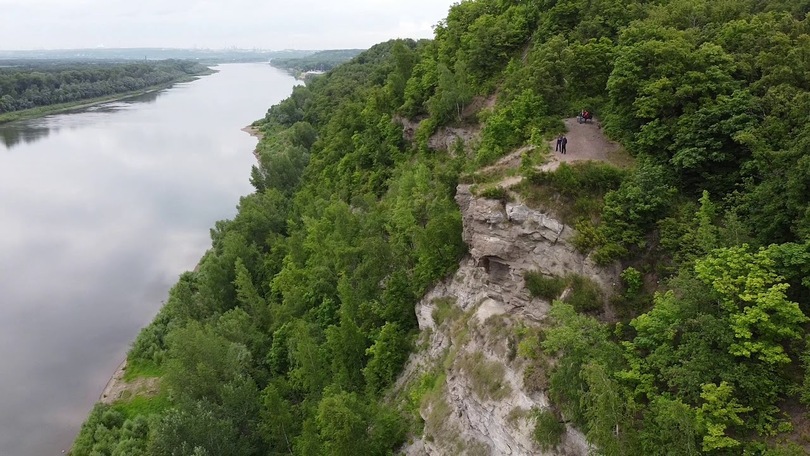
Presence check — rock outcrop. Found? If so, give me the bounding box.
[398,184,620,456]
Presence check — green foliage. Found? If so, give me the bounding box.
[639,397,699,456]
[71,405,150,456]
[149,402,249,456]
[0,60,209,116]
[525,272,603,312]
[696,382,751,452]
[164,321,253,402]
[542,302,624,425]
[565,274,604,313]
[478,185,510,202]
[581,362,640,454]
[694,245,808,365]
[363,323,411,394]
[586,162,677,263]
[620,267,643,296]
[76,2,810,453]
[533,408,565,450]
[476,89,549,165]
[524,272,567,301]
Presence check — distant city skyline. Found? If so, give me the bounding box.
[0,0,456,51]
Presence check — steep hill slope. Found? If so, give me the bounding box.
[72,1,810,455]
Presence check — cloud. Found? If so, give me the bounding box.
[0,0,455,50]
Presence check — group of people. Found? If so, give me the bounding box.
[555,109,595,153]
[577,109,593,124]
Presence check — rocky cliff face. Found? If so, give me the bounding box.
[398,184,620,455]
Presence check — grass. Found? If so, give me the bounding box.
[507,407,532,427]
[459,165,515,185]
[111,388,171,419]
[432,297,462,327]
[479,186,511,203]
[457,352,511,401]
[523,363,550,392]
[515,161,626,225]
[122,358,163,382]
[424,384,452,442]
[466,441,490,456]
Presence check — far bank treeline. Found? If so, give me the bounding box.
[73,0,810,455]
[0,60,209,116]
[269,49,364,76]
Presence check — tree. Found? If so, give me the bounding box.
[694,245,808,365]
[363,322,410,394]
[316,390,370,456]
[696,382,751,452]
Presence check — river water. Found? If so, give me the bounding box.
[0,63,297,455]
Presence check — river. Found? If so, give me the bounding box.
[0,63,298,455]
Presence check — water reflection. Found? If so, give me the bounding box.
[0,89,169,150]
[0,64,296,456]
[0,124,52,149]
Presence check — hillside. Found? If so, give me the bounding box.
[73,1,810,455]
[269,49,365,77]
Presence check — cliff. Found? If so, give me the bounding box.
[398,184,620,455]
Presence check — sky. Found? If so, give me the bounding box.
[0,0,457,50]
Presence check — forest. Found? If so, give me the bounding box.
[72,0,810,455]
[0,60,210,115]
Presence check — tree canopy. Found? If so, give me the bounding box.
[72,0,810,454]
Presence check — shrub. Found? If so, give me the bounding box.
[593,242,627,265]
[480,186,510,202]
[564,274,603,313]
[525,271,567,300]
[525,272,603,313]
[534,408,565,450]
[529,162,624,198]
[621,267,643,295]
[572,219,605,253]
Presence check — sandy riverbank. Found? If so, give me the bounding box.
[242,125,264,160]
[98,359,128,404]
[241,125,263,140]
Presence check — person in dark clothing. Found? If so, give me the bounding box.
[561,135,568,154]
[556,134,563,152]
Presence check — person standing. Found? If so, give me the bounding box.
[561,135,568,154]
[556,134,563,152]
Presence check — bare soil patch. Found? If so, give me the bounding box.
[99,360,160,405]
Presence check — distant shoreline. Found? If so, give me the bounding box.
[0,69,216,124]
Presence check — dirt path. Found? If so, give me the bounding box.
[478,117,629,192]
[542,117,628,171]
